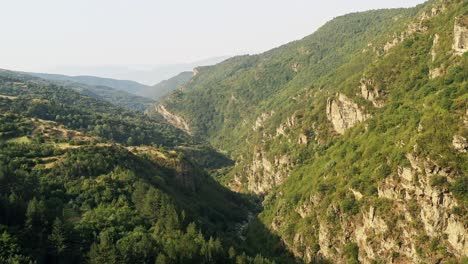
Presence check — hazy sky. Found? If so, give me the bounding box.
[1,0,426,73]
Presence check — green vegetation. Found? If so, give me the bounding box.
[23,72,155,112]
[0,72,295,263]
[151,71,194,101]
[1,0,467,263]
[0,70,190,147]
[156,0,467,262]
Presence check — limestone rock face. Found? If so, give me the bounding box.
[276,114,296,137]
[429,67,445,79]
[431,34,440,62]
[383,3,446,54]
[326,94,369,135]
[236,150,294,194]
[252,111,275,131]
[453,17,468,55]
[288,153,467,263]
[297,133,308,145]
[360,78,384,107]
[377,154,467,258]
[452,135,467,153]
[156,105,191,134]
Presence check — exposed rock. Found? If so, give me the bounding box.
[452,135,467,153]
[240,150,293,194]
[276,114,297,137]
[276,125,287,137]
[431,34,440,62]
[418,122,424,133]
[156,105,191,134]
[383,5,446,54]
[326,94,369,135]
[295,194,321,218]
[453,17,468,55]
[465,109,468,127]
[349,188,363,200]
[354,207,391,261]
[429,67,445,79]
[252,111,275,131]
[291,63,301,73]
[230,93,238,102]
[360,77,384,107]
[298,133,308,145]
[377,153,467,258]
[384,37,400,53]
[318,223,333,259]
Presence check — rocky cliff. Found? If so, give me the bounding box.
[156,104,191,134]
[157,1,468,262]
[327,94,369,135]
[453,16,468,55]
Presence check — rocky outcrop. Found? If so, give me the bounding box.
[431,34,440,62]
[291,63,301,73]
[287,152,467,263]
[429,67,445,79]
[156,105,191,134]
[377,153,467,258]
[298,133,308,145]
[453,17,468,55]
[252,111,275,131]
[360,78,384,107]
[242,150,293,194]
[452,135,467,153]
[326,94,369,135]
[276,114,296,137]
[383,4,446,54]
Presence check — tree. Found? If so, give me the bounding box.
[49,218,68,257]
[0,231,32,263]
[155,254,168,264]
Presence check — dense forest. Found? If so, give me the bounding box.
[155,0,467,263]
[0,0,467,263]
[0,72,297,263]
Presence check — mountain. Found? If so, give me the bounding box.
[150,71,194,101]
[29,72,151,95]
[1,0,467,263]
[44,56,230,86]
[0,70,293,263]
[23,72,153,112]
[154,0,468,263]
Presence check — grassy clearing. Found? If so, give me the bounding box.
[6,136,31,144]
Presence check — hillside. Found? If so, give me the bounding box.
[30,72,151,96]
[15,71,154,112]
[150,71,194,101]
[155,0,468,263]
[0,71,299,263]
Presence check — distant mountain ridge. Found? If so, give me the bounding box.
[29,72,150,95]
[22,72,154,112]
[44,56,230,85]
[150,71,194,100]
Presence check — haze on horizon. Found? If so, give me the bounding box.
[1,0,425,79]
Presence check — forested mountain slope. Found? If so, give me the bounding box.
[150,71,194,101]
[155,0,468,263]
[29,72,150,96]
[27,72,154,112]
[0,72,295,263]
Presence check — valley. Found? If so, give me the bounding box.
[0,0,466,263]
